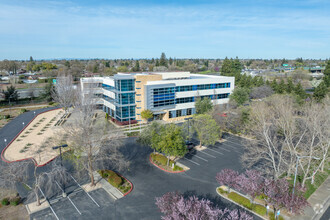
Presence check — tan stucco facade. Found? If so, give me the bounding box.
[134,74,162,122]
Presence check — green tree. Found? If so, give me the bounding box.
[4,85,19,103]
[231,57,242,75]
[286,78,294,93]
[230,87,250,106]
[133,60,140,72]
[192,114,220,147]
[277,79,286,94]
[270,79,278,93]
[195,97,213,114]
[117,65,128,72]
[29,56,34,62]
[313,81,328,102]
[294,82,306,100]
[323,61,330,87]
[137,121,164,152]
[220,57,232,76]
[141,109,153,121]
[41,79,54,102]
[159,52,168,67]
[158,124,186,165]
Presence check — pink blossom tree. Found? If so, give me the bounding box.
[155,192,253,220]
[216,169,240,192]
[237,170,264,204]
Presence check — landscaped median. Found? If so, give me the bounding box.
[216,186,284,220]
[149,153,188,173]
[98,170,133,195]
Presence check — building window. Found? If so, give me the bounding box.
[187,108,192,115]
[176,110,182,117]
[169,111,172,118]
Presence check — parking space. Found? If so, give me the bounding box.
[178,134,247,181]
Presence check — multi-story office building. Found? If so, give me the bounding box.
[80,72,234,123]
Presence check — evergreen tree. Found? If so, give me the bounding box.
[220,57,232,76]
[155,59,160,66]
[231,57,242,75]
[270,79,278,93]
[294,82,306,99]
[230,87,250,106]
[265,79,270,86]
[133,60,140,72]
[286,78,294,93]
[256,77,264,87]
[4,85,19,102]
[313,81,328,102]
[277,79,286,94]
[29,56,34,62]
[195,97,213,114]
[169,57,173,65]
[159,52,168,67]
[323,61,330,87]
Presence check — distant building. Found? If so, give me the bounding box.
[80,72,234,123]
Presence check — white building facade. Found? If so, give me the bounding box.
[80,72,235,123]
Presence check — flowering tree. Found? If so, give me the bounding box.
[262,178,308,215]
[237,170,264,204]
[216,169,240,192]
[155,192,253,220]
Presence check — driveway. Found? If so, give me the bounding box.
[29,136,259,220]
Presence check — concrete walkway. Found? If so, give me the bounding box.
[0,104,50,112]
[291,176,330,220]
[93,171,123,200]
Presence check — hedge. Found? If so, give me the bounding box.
[10,197,20,206]
[1,198,9,206]
[99,170,123,188]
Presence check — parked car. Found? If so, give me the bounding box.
[185,141,194,151]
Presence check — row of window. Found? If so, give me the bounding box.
[153,87,176,95]
[153,93,230,108]
[175,83,231,92]
[115,79,135,92]
[169,108,194,118]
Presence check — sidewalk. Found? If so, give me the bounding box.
[291,176,330,220]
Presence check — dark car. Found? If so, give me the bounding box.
[185,141,194,151]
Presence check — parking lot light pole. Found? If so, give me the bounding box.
[184,117,193,141]
[4,139,7,148]
[22,122,25,130]
[53,144,68,197]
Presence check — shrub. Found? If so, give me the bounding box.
[173,165,183,171]
[108,175,122,188]
[20,108,27,113]
[1,198,9,206]
[217,188,227,194]
[151,153,168,166]
[228,192,252,209]
[10,197,20,206]
[48,101,55,105]
[4,115,11,119]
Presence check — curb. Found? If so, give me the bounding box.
[216,187,268,220]
[117,173,134,196]
[1,108,62,167]
[149,154,185,174]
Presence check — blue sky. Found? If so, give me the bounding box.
[0,0,329,60]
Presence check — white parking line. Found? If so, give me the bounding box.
[206,148,224,155]
[188,153,208,162]
[216,146,231,152]
[222,142,239,149]
[183,157,200,166]
[198,150,216,158]
[224,139,243,147]
[55,180,82,215]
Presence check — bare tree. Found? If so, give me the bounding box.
[0,161,29,198]
[250,85,274,99]
[241,98,290,178]
[62,85,128,186]
[29,160,69,206]
[52,74,77,112]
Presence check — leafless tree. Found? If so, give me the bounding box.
[249,85,274,99]
[0,161,29,198]
[241,97,290,178]
[51,74,78,112]
[29,160,69,206]
[62,85,128,186]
